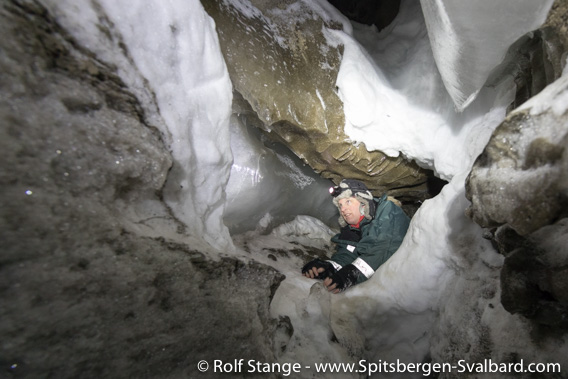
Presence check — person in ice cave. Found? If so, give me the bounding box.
[302,179,410,293]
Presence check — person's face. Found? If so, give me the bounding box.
[338,197,362,225]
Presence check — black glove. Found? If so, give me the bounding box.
[338,225,362,242]
[327,264,362,292]
[301,258,336,279]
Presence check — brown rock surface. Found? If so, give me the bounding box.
[202,0,433,202]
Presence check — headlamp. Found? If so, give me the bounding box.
[329,186,343,197]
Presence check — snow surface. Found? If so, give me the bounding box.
[43,0,564,376]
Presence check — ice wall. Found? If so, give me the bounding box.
[420,0,554,111]
[224,113,338,234]
[43,0,235,251]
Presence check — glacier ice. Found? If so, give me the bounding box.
[44,0,236,251]
[224,114,338,234]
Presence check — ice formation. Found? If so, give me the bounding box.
[420,0,555,111]
[224,114,338,234]
[335,0,549,181]
[43,0,235,251]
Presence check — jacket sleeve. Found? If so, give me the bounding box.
[351,201,410,284]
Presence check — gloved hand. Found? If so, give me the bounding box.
[323,264,361,293]
[301,258,336,279]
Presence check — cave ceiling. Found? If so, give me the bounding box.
[201,0,436,203]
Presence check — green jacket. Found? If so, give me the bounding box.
[328,194,410,284]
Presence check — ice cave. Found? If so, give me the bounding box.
[1,0,568,377]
